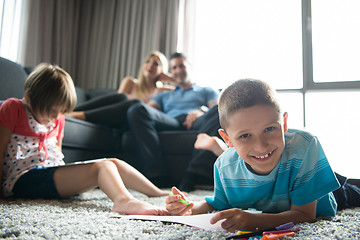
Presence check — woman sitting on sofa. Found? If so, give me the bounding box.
[117,51,174,103]
[67,51,174,130]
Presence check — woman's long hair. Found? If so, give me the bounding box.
[135,51,168,99]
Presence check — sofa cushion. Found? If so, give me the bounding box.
[121,130,198,155]
[62,117,124,163]
[23,66,34,75]
[63,117,123,151]
[75,87,89,106]
[121,130,198,184]
[0,57,27,100]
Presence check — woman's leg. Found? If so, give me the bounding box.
[84,99,140,128]
[70,95,141,129]
[75,93,128,111]
[53,158,169,215]
[68,93,129,122]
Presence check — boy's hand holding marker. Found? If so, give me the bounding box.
[166,187,194,216]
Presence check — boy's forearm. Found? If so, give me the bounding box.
[191,200,215,215]
[243,201,317,230]
[251,209,316,230]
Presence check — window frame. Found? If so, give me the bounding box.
[302,0,360,90]
[276,0,360,127]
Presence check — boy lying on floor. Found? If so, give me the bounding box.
[166,79,360,233]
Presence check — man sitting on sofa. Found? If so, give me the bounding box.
[127,52,221,191]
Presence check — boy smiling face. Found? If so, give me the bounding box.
[219,104,286,175]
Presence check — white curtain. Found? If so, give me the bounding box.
[178,0,196,64]
[0,0,29,63]
[20,0,179,90]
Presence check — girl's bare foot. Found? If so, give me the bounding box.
[152,189,171,197]
[194,133,228,157]
[112,197,168,215]
[65,111,86,121]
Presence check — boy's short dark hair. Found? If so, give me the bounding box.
[218,79,281,130]
[24,63,77,115]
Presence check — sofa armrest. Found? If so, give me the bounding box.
[0,57,27,100]
[75,87,89,107]
[63,116,123,151]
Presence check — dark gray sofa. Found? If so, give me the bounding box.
[0,56,197,185]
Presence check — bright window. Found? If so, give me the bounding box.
[305,91,360,178]
[312,0,360,83]
[187,0,303,90]
[180,0,360,178]
[0,0,23,62]
[277,92,303,130]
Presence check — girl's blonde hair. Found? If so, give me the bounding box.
[24,63,77,115]
[135,51,168,99]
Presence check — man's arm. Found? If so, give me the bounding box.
[183,110,204,129]
[207,100,218,108]
[183,98,218,130]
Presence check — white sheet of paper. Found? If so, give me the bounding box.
[62,158,107,166]
[118,213,225,231]
[114,209,262,231]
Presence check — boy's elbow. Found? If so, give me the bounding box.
[291,200,317,223]
[290,211,316,225]
[305,214,317,223]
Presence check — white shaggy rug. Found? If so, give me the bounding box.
[1,188,359,239]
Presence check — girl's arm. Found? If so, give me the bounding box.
[118,77,136,95]
[166,187,215,215]
[57,137,63,151]
[210,201,317,233]
[0,125,12,198]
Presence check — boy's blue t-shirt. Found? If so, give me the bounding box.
[152,83,219,118]
[205,129,340,217]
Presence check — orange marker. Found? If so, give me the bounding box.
[262,232,295,240]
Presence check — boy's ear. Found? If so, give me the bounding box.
[218,129,234,147]
[283,112,288,133]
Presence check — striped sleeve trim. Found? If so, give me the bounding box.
[293,157,330,188]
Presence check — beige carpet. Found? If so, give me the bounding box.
[0,188,359,239]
